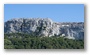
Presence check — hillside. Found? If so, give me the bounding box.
[4,18,84,40]
[4,33,84,49]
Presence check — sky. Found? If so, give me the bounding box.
[4,4,84,22]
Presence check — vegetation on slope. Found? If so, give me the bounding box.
[4,33,84,49]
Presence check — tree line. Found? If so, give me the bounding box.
[4,33,84,49]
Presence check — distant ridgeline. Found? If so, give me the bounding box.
[4,18,84,40]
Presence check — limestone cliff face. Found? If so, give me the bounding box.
[4,18,84,40]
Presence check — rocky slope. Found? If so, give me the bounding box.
[4,18,84,40]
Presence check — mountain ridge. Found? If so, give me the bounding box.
[4,18,84,40]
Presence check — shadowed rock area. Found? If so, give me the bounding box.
[4,18,84,40]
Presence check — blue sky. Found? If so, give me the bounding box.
[4,4,84,22]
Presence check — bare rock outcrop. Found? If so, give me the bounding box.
[4,18,84,40]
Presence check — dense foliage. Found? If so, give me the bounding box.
[4,33,84,49]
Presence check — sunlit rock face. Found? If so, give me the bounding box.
[4,18,84,40]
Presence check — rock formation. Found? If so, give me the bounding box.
[4,18,84,40]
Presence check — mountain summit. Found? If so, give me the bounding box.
[4,18,84,40]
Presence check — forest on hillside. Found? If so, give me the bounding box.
[4,33,84,49]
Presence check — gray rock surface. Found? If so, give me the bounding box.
[4,18,84,40]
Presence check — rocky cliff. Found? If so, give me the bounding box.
[4,18,84,40]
